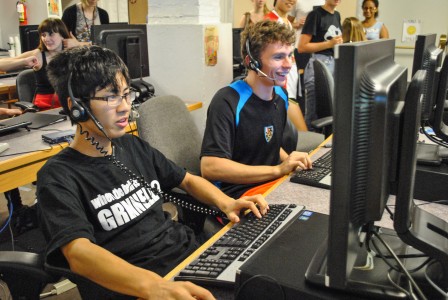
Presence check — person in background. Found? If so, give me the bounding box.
[290,0,325,47]
[62,0,109,48]
[298,0,342,129]
[39,45,268,299]
[201,20,312,200]
[342,17,367,43]
[11,18,69,111]
[238,0,270,29]
[361,0,389,40]
[0,56,38,73]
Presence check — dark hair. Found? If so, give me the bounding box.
[240,20,295,67]
[362,0,379,18]
[37,18,70,51]
[47,46,130,123]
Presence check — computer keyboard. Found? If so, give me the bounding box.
[290,150,332,189]
[174,203,304,287]
[0,121,31,135]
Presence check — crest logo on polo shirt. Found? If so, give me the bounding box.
[264,125,274,142]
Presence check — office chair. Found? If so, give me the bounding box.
[13,69,39,112]
[0,250,134,299]
[311,59,334,138]
[137,95,202,176]
[137,95,208,233]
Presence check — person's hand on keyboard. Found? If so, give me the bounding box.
[139,280,216,300]
[220,194,269,223]
[278,151,313,175]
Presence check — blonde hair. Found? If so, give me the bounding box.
[342,17,366,43]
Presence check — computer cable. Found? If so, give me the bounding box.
[372,230,428,300]
[420,122,448,148]
[369,234,430,270]
[424,260,448,298]
[78,123,225,218]
[386,268,414,299]
[0,199,13,235]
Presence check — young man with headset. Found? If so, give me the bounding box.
[200,20,312,200]
[37,46,268,300]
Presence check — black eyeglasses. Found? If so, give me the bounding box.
[86,89,138,107]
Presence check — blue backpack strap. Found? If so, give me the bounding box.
[274,86,289,110]
[229,80,253,127]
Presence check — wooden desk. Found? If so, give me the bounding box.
[0,76,17,108]
[0,101,202,193]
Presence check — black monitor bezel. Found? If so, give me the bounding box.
[91,24,149,79]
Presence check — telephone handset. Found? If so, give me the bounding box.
[78,124,226,217]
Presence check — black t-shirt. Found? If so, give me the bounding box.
[37,134,196,276]
[201,80,288,198]
[301,6,342,56]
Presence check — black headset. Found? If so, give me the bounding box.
[68,73,89,122]
[245,38,262,71]
[67,73,106,134]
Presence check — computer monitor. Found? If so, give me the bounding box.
[306,39,411,298]
[91,24,149,80]
[412,34,437,77]
[394,68,448,294]
[430,53,448,144]
[19,25,39,53]
[417,37,443,123]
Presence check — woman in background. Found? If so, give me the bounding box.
[62,0,109,47]
[12,18,69,110]
[342,17,366,43]
[238,0,270,28]
[361,0,389,40]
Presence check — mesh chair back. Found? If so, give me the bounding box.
[16,69,36,103]
[137,95,202,176]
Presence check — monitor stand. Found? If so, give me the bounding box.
[306,225,446,300]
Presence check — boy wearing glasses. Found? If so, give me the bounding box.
[37,46,268,299]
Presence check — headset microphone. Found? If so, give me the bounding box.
[255,67,277,81]
[245,38,277,81]
[68,73,111,141]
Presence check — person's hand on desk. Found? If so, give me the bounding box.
[220,194,269,223]
[0,107,22,117]
[278,150,312,175]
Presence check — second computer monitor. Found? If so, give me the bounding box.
[91,24,149,80]
[19,25,39,53]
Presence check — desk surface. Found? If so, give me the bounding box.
[165,139,448,299]
[0,101,202,193]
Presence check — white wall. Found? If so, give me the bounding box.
[147,23,233,133]
[0,0,47,50]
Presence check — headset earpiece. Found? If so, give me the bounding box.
[246,38,262,71]
[68,73,89,122]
